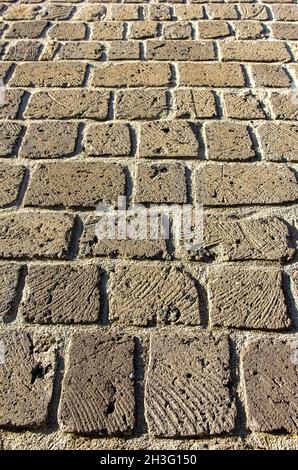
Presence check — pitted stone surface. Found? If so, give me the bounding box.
[109,264,200,326]
[1,0,298,450]
[208,266,290,330]
[146,332,236,437]
[0,330,56,428]
[242,338,298,433]
[21,265,101,324]
[59,332,135,435]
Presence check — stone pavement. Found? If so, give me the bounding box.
[0,0,298,451]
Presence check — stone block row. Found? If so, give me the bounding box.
[1,161,298,209]
[2,20,298,41]
[1,329,298,436]
[2,3,297,23]
[0,262,296,329]
[1,120,298,162]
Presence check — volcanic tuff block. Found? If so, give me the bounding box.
[179,63,245,87]
[0,265,21,322]
[223,92,267,120]
[270,93,298,121]
[146,332,236,436]
[208,267,290,330]
[84,123,132,156]
[220,41,291,62]
[19,122,79,159]
[10,62,87,87]
[59,333,135,435]
[134,162,187,204]
[0,89,24,119]
[25,162,126,209]
[146,40,215,61]
[205,123,255,161]
[250,64,291,88]
[0,212,74,259]
[92,63,172,87]
[24,90,110,120]
[5,21,49,39]
[174,89,217,119]
[115,89,168,120]
[0,165,25,207]
[242,338,298,432]
[258,123,298,162]
[2,0,298,449]
[139,121,200,158]
[0,330,56,428]
[21,265,100,324]
[109,264,200,326]
[179,215,294,262]
[195,164,298,205]
[80,215,168,260]
[0,122,23,157]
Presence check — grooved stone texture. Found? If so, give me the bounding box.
[146,332,236,437]
[59,333,135,435]
[1,0,298,451]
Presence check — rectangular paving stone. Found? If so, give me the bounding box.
[258,122,298,162]
[4,21,49,38]
[146,332,236,436]
[48,23,87,40]
[208,4,238,19]
[0,89,24,119]
[24,162,126,209]
[84,123,132,156]
[21,265,100,324]
[129,20,159,39]
[92,22,124,40]
[92,62,172,88]
[205,122,255,161]
[146,40,215,61]
[10,62,87,87]
[220,41,291,62]
[57,42,104,60]
[3,41,42,61]
[134,162,187,204]
[58,332,135,435]
[208,266,290,330]
[163,22,193,40]
[198,20,231,39]
[108,41,140,60]
[242,338,298,432]
[250,64,291,87]
[139,121,200,158]
[0,212,74,259]
[190,215,295,262]
[234,21,268,40]
[0,122,23,157]
[195,163,298,206]
[24,90,110,120]
[174,4,204,20]
[271,22,298,40]
[174,89,217,119]
[0,330,56,428]
[179,63,245,87]
[80,215,168,260]
[19,122,78,159]
[223,92,267,120]
[115,89,168,120]
[110,264,200,327]
[270,92,298,120]
[0,164,25,207]
[0,264,21,322]
[271,4,298,21]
